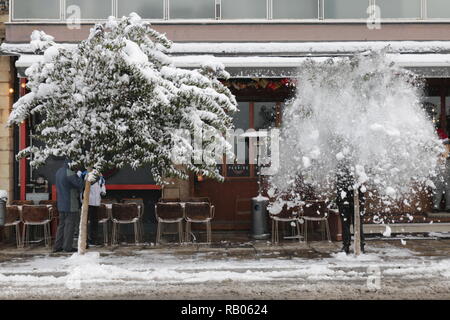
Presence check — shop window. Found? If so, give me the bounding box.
[170,0,215,19]
[427,0,450,19]
[221,0,267,19]
[423,96,441,128]
[272,0,318,19]
[66,0,112,20]
[376,0,421,19]
[13,0,60,20]
[254,102,277,130]
[118,0,164,19]
[227,102,250,177]
[324,0,370,19]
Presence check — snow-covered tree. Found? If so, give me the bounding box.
[268,51,442,255]
[8,13,237,254]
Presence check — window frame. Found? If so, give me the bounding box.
[9,0,450,23]
[221,100,282,180]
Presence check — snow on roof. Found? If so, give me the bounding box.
[170,41,450,55]
[5,40,450,56]
[14,52,450,79]
[16,53,450,69]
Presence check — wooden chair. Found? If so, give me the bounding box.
[184,202,215,244]
[154,202,184,244]
[302,200,331,243]
[101,198,118,204]
[4,206,22,248]
[111,203,141,245]
[21,205,53,248]
[39,200,59,240]
[10,200,33,205]
[122,198,145,240]
[158,198,181,203]
[182,197,210,203]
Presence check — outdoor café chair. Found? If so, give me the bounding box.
[39,200,59,240]
[122,198,145,240]
[4,205,22,248]
[21,205,53,248]
[111,203,142,245]
[10,200,34,205]
[270,204,303,244]
[182,197,211,203]
[101,198,118,204]
[184,202,215,244]
[154,202,184,244]
[158,198,181,203]
[302,200,331,243]
[98,204,111,245]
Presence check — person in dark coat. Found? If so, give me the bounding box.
[53,160,84,253]
[336,162,365,254]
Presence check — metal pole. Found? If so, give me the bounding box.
[354,188,361,256]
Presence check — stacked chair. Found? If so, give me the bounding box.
[154,197,215,244]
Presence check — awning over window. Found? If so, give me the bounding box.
[14,52,450,78]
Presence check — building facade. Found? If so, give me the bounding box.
[2,0,450,234]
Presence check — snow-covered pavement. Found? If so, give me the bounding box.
[0,239,450,299]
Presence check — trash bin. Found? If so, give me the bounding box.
[251,196,270,240]
[0,190,7,226]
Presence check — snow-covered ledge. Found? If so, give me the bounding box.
[14,53,450,78]
[357,223,450,234]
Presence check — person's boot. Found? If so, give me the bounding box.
[341,245,350,255]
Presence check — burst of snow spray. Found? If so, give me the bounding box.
[268,50,443,256]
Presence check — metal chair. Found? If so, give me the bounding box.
[184,202,215,244]
[4,205,22,248]
[111,203,141,245]
[302,200,331,243]
[98,204,111,245]
[270,204,303,244]
[154,202,184,244]
[21,205,53,248]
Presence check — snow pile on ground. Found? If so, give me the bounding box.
[0,242,450,299]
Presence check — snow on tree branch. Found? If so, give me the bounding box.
[8,13,237,184]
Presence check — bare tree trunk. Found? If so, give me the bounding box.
[354,189,361,256]
[78,178,90,255]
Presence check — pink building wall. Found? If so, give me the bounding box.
[6,22,450,43]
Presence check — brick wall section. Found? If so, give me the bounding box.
[0,55,13,203]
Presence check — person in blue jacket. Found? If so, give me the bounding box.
[53,159,84,253]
